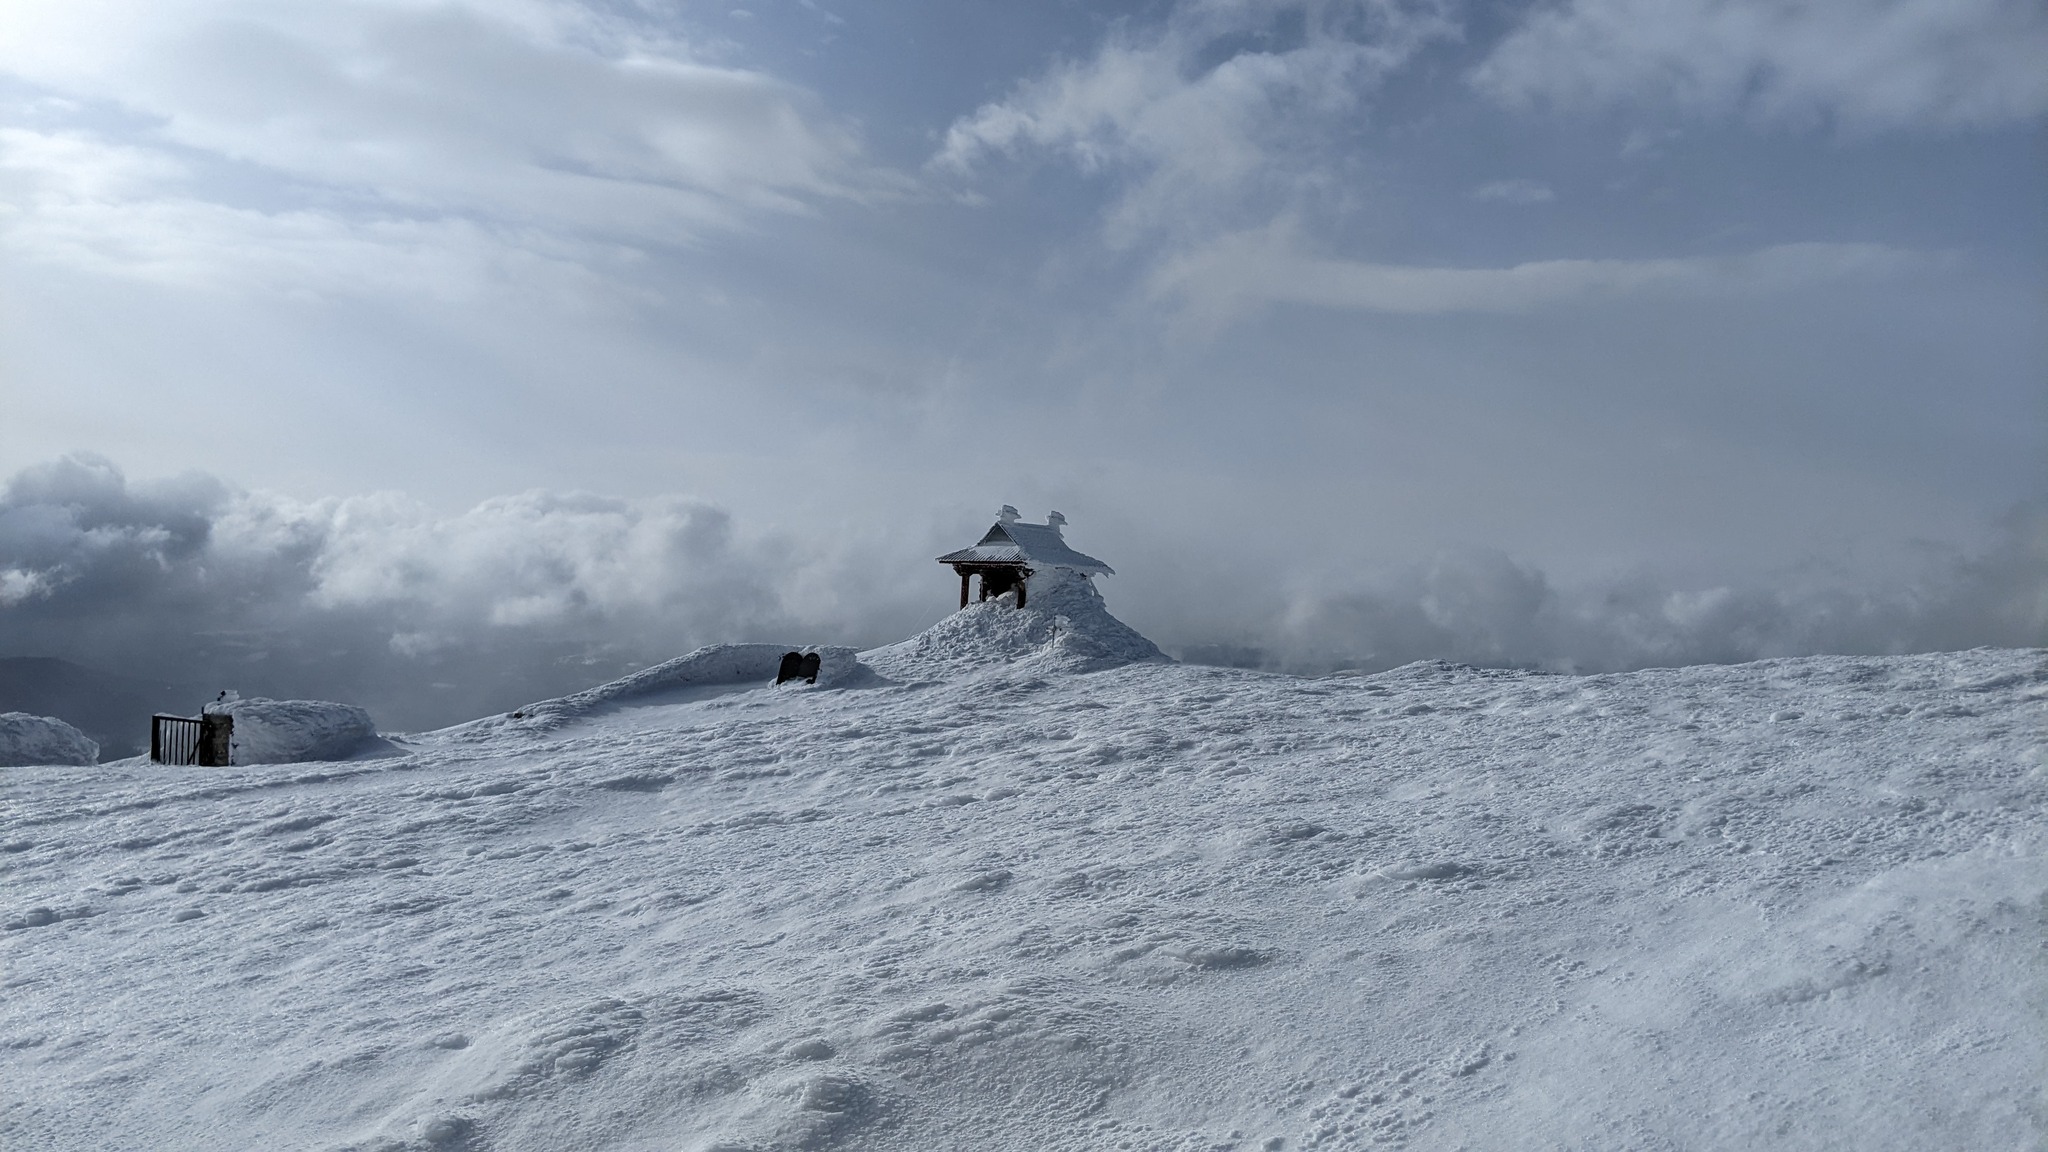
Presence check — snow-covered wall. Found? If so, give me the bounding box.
[212,698,378,764]
[0,712,98,766]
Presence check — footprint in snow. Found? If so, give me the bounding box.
[953,869,1012,892]
[5,907,67,930]
[785,1038,836,1061]
[1175,945,1266,970]
[798,1074,865,1113]
[415,1114,473,1147]
[1263,822,1339,846]
[1380,862,1471,881]
[778,1076,879,1149]
[1046,871,1093,895]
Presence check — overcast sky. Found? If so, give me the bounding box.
[1,0,2043,725]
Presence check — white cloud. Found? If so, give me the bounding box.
[0,0,896,291]
[0,455,808,639]
[931,0,1456,240]
[1473,0,2048,131]
[1150,219,1926,317]
[0,567,53,606]
[303,488,784,632]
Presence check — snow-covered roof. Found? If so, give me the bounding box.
[936,507,1114,576]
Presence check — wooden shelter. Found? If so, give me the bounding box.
[937,506,1113,609]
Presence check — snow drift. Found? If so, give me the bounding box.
[480,568,1152,739]
[862,567,1168,680]
[210,697,380,764]
[463,643,874,738]
[0,712,98,766]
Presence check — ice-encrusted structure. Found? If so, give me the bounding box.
[862,567,1168,680]
[937,508,1115,576]
[0,712,99,766]
[210,697,379,764]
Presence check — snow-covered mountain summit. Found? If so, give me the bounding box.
[862,567,1167,680]
[444,565,1164,744]
[3,637,2042,1151]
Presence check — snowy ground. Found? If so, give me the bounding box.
[3,581,2043,1151]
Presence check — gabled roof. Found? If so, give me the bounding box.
[937,510,1114,576]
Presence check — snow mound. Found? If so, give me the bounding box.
[862,568,1168,680]
[0,712,98,766]
[213,698,379,764]
[478,643,875,734]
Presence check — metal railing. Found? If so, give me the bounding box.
[152,713,231,766]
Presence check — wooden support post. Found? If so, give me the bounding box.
[1017,577,1027,609]
[959,571,970,610]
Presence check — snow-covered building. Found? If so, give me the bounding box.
[937,506,1113,609]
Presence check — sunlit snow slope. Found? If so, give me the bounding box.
[4,580,2043,1151]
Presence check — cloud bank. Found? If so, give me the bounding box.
[0,455,928,731]
[3,456,2039,736]
[1248,533,2047,674]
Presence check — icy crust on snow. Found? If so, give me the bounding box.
[3,648,2045,1151]
[862,568,1167,680]
[461,643,876,738]
[0,712,98,767]
[212,698,381,765]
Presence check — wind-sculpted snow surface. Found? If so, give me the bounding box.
[0,712,98,766]
[2,645,2043,1150]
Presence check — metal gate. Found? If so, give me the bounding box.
[152,713,232,766]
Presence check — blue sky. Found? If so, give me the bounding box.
[0,0,2042,715]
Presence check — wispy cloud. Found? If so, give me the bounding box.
[1471,177,1555,203]
[1150,220,1927,317]
[1474,0,2048,131]
[0,0,900,294]
[930,0,1456,241]
[0,135,609,300]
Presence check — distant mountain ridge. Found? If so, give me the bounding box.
[0,657,205,759]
